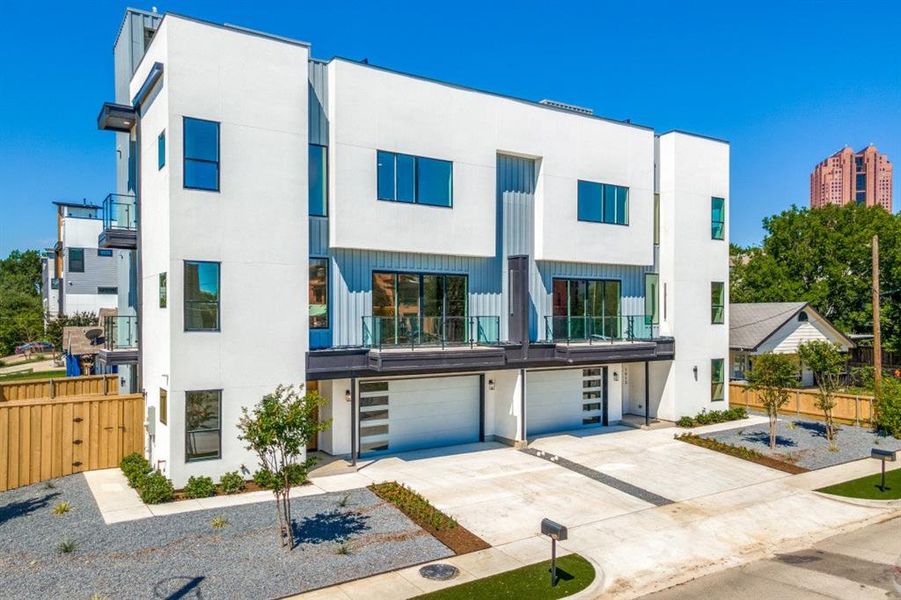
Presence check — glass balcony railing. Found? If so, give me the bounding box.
[102,193,137,231]
[544,315,659,344]
[362,315,501,350]
[104,315,139,351]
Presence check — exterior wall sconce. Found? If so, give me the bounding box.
[345,389,351,402]
[693,366,698,380]
[488,379,496,391]
[613,371,619,382]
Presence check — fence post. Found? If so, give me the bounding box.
[50,378,56,399]
[796,390,800,416]
[854,396,860,427]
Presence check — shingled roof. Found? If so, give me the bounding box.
[729,302,809,351]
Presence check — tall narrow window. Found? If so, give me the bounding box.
[711,359,725,401]
[653,193,660,244]
[645,273,659,325]
[309,258,328,329]
[183,117,220,191]
[68,248,85,273]
[309,144,327,216]
[159,389,168,425]
[377,150,452,207]
[576,180,629,225]
[184,261,220,331]
[185,390,221,461]
[158,130,166,170]
[159,272,167,308]
[711,197,725,240]
[711,281,725,324]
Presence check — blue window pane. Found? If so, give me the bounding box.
[185,159,219,191]
[578,181,602,222]
[158,131,166,169]
[711,197,725,239]
[615,186,628,225]
[602,185,617,224]
[309,144,327,216]
[396,154,416,203]
[185,261,220,331]
[184,118,219,162]
[377,151,395,200]
[417,157,452,207]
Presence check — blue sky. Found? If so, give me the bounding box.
[1,1,899,256]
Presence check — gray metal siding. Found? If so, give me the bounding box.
[64,248,121,295]
[498,154,536,340]
[308,60,329,146]
[309,216,329,257]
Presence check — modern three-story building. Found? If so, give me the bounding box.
[97,9,729,486]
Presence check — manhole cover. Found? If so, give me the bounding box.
[419,564,459,581]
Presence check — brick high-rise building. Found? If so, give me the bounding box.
[810,145,893,211]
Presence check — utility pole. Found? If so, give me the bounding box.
[873,235,882,398]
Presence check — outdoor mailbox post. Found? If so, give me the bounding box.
[871,448,897,492]
[541,518,568,587]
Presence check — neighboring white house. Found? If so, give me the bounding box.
[729,302,854,386]
[95,9,731,486]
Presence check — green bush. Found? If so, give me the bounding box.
[876,379,901,439]
[370,482,458,532]
[138,471,175,504]
[120,452,152,488]
[219,471,246,495]
[183,475,216,499]
[676,416,694,428]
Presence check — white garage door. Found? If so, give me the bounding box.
[359,376,480,456]
[527,368,607,436]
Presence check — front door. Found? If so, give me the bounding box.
[581,367,608,426]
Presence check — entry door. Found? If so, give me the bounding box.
[581,367,608,426]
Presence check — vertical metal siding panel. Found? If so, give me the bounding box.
[308,61,329,146]
[309,217,329,257]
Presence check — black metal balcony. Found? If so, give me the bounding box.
[362,315,501,350]
[98,315,139,365]
[98,193,137,249]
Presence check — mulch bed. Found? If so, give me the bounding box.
[368,482,489,555]
[676,433,808,474]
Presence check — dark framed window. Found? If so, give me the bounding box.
[68,248,85,273]
[159,272,167,308]
[711,197,725,240]
[309,258,328,329]
[551,278,621,339]
[653,193,660,244]
[577,180,629,225]
[309,144,327,216]
[183,117,219,191]
[185,390,220,461]
[97,249,113,257]
[711,282,725,324]
[97,286,118,295]
[377,150,452,207]
[159,388,168,425]
[158,130,166,169]
[645,273,659,325]
[711,359,725,401]
[370,271,467,344]
[184,261,220,331]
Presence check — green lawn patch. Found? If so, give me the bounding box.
[0,369,66,382]
[817,468,901,500]
[412,554,595,600]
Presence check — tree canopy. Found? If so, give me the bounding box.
[0,250,44,356]
[731,203,901,350]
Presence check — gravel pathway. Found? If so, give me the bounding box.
[0,475,451,599]
[701,415,901,470]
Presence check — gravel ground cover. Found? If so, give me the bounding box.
[701,416,901,470]
[0,474,452,599]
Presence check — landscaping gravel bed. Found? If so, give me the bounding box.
[701,415,901,470]
[0,475,452,599]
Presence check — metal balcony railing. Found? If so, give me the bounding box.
[544,315,659,345]
[362,315,501,350]
[102,193,137,231]
[104,315,139,351]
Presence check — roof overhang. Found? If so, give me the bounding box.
[132,62,164,107]
[97,103,137,132]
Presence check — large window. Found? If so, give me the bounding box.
[377,150,453,207]
[184,261,220,331]
[309,258,328,329]
[711,197,725,240]
[68,248,84,273]
[371,272,467,344]
[309,144,327,216]
[711,281,725,324]
[551,278,620,339]
[711,359,725,401]
[183,117,219,191]
[577,180,629,225]
[185,390,220,461]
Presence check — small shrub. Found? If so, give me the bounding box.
[876,379,901,439]
[252,469,272,488]
[335,540,351,555]
[218,471,246,495]
[52,501,71,515]
[120,452,152,488]
[676,416,694,428]
[211,516,229,529]
[138,471,175,504]
[370,482,458,532]
[56,538,77,554]
[183,475,216,499]
[337,493,350,508]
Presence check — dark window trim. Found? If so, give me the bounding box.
[97,249,113,257]
[371,270,470,319]
[711,281,725,325]
[309,143,328,217]
[183,116,220,192]
[310,257,329,330]
[711,196,725,240]
[184,260,221,332]
[97,286,118,295]
[711,358,725,402]
[376,150,454,208]
[158,130,166,170]
[68,248,85,273]
[551,277,623,317]
[576,179,630,226]
[184,389,222,462]
[159,272,167,309]
[159,388,168,425]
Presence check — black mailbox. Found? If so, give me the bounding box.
[872,448,898,461]
[541,518,568,541]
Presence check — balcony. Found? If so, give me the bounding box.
[98,194,137,249]
[544,315,671,363]
[99,315,139,365]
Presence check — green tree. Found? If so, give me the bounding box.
[747,352,798,449]
[0,250,44,356]
[731,203,901,350]
[237,385,330,550]
[798,340,845,443]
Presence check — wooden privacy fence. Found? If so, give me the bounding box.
[0,374,119,403]
[729,383,875,426]
[0,393,144,492]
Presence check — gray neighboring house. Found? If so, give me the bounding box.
[730,302,854,386]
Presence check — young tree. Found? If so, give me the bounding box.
[747,352,798,449]
[237,385,329,549]
[798,340,845,443]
